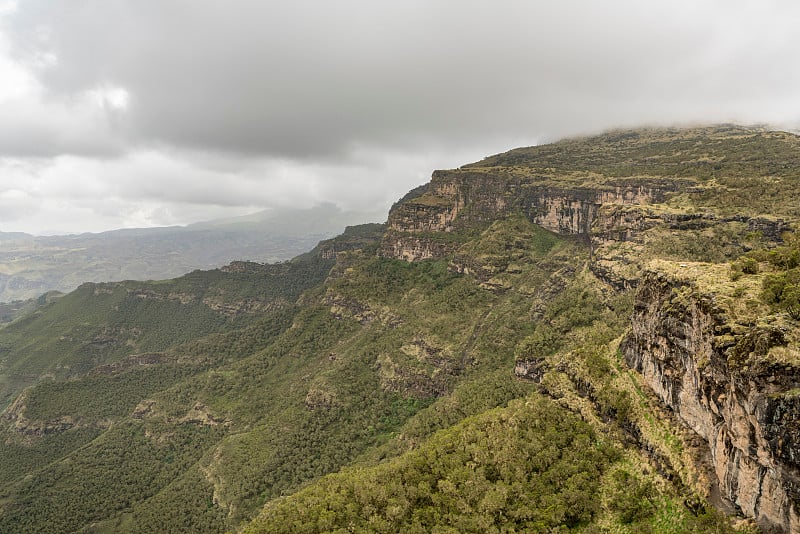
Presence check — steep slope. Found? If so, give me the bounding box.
[0,249,335,411]
[622,266,800,532]
[248,125,799,533]
[0,125,798,533]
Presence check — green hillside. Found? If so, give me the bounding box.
[0,248,336,411]
[472,125,800,210]
[1,126,797,533]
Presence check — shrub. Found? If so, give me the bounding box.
[740,257,759,274]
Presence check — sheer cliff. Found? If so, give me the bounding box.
[622,270,800,532]
[374,125,800,532]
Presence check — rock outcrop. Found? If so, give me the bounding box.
[621,272,800,532]
[381,168,685,262]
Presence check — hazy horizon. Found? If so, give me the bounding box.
[1,1,799,234]
[1,201,388,237]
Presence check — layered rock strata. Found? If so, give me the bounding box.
[381,169,684,261]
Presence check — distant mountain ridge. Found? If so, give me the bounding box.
[0,203,378,304]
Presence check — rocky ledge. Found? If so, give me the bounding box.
[380,169,685,261]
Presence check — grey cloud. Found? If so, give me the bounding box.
[6,0,800,161]
[0,189,38,222]
[2,1,800,234]
[0,96,126,157]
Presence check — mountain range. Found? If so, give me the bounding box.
[0,125,798,533]
[0,203,379,305]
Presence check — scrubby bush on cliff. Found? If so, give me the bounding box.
[782,284,800,320]
[759,237,800,319]
[730,257,759,280]
[733,233,800,319]
[748,233,800,270]
[515,325,561,360]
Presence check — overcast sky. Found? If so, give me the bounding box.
[0,0,799,234]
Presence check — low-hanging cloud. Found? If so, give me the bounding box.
[1,0,800,233]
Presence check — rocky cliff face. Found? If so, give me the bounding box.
[621,272,800,533]
[381,168,685,261]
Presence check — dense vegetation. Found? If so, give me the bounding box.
[247,392,737,534]
[248,397,618,532]
[3,127,794,532]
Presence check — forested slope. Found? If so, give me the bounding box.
[1,126,799,533]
